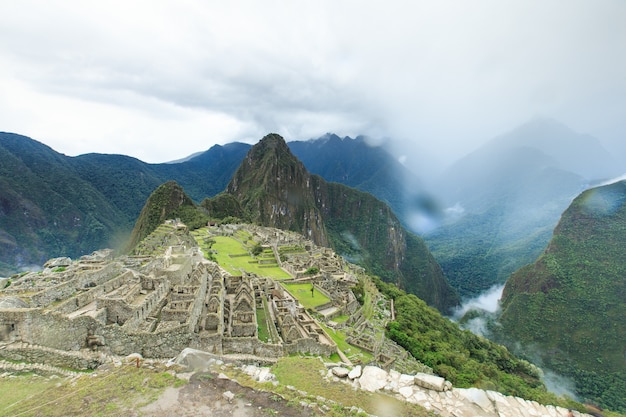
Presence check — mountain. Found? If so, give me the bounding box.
[498,180,626,412]
[218,133,459,313]
[2,131,435,276]
[0,132,127,273]
[289,133,437,231]
[125,180,208,251]
[0,133,249,274]
[424,118,623,298]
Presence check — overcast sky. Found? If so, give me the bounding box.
[1,0,625,164]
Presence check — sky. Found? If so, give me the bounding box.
[0,0,625,164]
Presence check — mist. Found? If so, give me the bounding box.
[452,284,504,320]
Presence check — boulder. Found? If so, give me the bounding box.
[454,387,496,414]
[357,366,388,392]
[223,390,235,403]
[170,347,215,370]
[347,365,362,380]
[414,372,449,392]
[331,367,350,378]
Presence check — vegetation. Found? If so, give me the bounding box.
[498,181,626,412]
[323,181,459,313]
[319,322,374,364]
[271,356,429,416]
[0,365,185,417]
[425,206,552,298]
[125,181,209,252]
[372,276,580,407]
[195,234,291,278]
[280,282,331,309]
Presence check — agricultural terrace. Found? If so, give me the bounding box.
[192,231,291,279]
[280,282,332,310]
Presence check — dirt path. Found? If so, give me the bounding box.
[139,371,317,417]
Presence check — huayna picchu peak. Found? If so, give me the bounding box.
[217,133,459,313]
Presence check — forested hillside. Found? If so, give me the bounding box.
[498,180,626,412]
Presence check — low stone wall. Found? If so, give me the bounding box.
[102,324,192,358]
[283,337,335,357]
[222,337,283,358]
[0,344,103,370]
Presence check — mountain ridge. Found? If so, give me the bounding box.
[217,133,460,312]
[497,180,626,412]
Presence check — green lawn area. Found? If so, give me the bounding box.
[332,314,350,324]
[256,308,269,342]
[319,322,373,364]
[280,282,331,309]
[192,232,291,279]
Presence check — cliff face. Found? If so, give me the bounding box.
[227,133,329,246]
[225,134,459,313]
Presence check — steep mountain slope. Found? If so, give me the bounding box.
[0,132,126,273]
[222,133,459,313]
[126,180,208,251]
[289,134,436,230]
[0,133,248,273]
[498,180,626,412]
[425,118,621,298]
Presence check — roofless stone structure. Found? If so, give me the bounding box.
[0,222,370,369]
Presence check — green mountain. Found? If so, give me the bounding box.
[425,118,621,298]
[289,133,437,231]
[498,180,626,412]
[0,132,127,272]
[0,132,249,274]
[126,180,208,252]
[218,133,460,313]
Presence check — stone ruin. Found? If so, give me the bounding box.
[0,223,364,370]
[0,222,425,374]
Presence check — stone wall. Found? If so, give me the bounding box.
[101,323,192,357]
[222,337,284,358]
[283,338,335,357]
[0,344,103,370]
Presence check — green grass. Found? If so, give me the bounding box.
[257,308,270,342]
[0,365,186,417]
[272,356,429,417]
[332,315,350,324]
[320,323,373,364]
[192,231,291,279]
[280,282,331,309]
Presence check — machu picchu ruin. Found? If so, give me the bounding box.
[0,220,425,373]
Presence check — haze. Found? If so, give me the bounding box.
[1,1,625,166]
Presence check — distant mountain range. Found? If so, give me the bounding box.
[0,132,250,273]
[424,118,623,298]
[0,131,431,272]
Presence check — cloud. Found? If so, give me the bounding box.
[452,284,505,321]
[0,1,625,163]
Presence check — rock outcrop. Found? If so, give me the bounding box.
[328,364,590,417]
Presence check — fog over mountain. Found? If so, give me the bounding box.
[0,1,624,168]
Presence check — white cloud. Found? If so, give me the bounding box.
[1,0,625,162]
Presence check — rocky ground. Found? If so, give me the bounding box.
[139,371,317,417]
